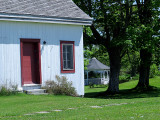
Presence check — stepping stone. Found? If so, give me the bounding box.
[111,103,121,106]
[103,103,128,107]
[90,106,102,108]
[68,108,74,109]
[107,104,121,106]
[120,103,128,105]
[35,111,50,114]
[52,110,62,112]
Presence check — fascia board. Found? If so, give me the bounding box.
[0,14,93,26]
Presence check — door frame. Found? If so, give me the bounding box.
[20,38,42,86]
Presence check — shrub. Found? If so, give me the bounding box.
[132,74,139,80]
[0,85,18,96]
[89,82,94,88]
[119,74,131,83]
[150,64,160,78]
[44,75,77,96]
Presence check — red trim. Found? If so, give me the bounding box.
[60,41,75,73]
[20,38,42,86]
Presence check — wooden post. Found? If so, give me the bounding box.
[103,71,105,80]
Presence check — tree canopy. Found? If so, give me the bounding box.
[73,0,160,93]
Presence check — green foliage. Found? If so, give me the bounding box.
[89,82,94,88]
[119,74,130,83]
[44,75,77,96]
[127,24,159,52]
[0,85,18,96]
[121,51,140,77]
[150,64,160,78]
[132,74,140,80]
[84,59,89,70]
[84,45,109,69]
[119,73,140,84]
[73,0,137,48]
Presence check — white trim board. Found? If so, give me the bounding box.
[0,14,93,26]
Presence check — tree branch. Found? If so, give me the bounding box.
[90,25,104,44]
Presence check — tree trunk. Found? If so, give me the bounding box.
[131,65,137,77]
[137,49,152,88]
[107,48,121,94]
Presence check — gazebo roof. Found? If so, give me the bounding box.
[87,58,110,71]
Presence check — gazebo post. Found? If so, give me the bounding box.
[103,71,105,80]
[100,71,102,84]
[107,70,109,81]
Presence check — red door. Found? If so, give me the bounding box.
[21,39,41,85]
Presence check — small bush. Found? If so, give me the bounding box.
[119,74,131,83]
[0,85,18,96]
[132,74,139,80]
[44,75,77,96]
[89,82,94,88]
[119,75,128,81]
[150,64,160,78]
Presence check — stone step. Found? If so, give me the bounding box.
[24,89,47,95]
[29,93,49,95]
[23,84,41,91]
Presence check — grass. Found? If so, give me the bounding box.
[0,76,160,120]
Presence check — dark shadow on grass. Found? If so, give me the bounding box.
[84,86,160,99]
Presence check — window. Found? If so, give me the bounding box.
[60,41,75,73]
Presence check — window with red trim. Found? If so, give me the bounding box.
[60,41,75,73]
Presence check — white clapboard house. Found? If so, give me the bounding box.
[0,0,92,95]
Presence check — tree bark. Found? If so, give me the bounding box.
[107,48,121,94]
[137,49,152,88]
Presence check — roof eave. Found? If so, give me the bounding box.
[0,13,93,26]
[86,69,110,71]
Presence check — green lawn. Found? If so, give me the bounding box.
[0,77,160,120]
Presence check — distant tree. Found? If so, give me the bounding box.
[127,0,160,88]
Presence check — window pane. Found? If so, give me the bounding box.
[67,45,73,69]
[63,53,66,60]
[63,60,67,69]
[63,45,66,53]
[68,60,73,69]
[62,44,73,70]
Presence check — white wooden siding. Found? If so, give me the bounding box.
[0,21,84,95]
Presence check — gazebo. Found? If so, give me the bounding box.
[85,58,110,85]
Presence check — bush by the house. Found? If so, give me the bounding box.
[44,75,77,96]
[0,85,18,96]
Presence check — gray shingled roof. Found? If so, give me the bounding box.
[87,58,110,71]
[0,0,92,20]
